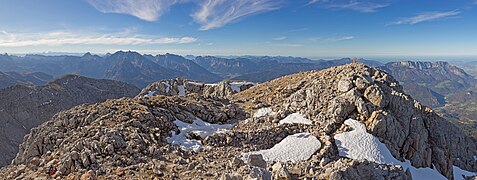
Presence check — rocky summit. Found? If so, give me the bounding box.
[1,64,476,179]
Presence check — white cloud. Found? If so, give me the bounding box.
[284,28,309,34]
[328,35,354,41]
[389,10,460,25]
[275,43,303,47]
[309,37,322,42]
[273,36,287,41]
[332,2,388,12]
[86,0,282,30]
[86,0,182,21]
[310,0,389,13]
[0,30,197,47]
[307,0,329,6]
[193,0,282,30]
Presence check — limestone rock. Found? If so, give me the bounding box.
[337,78,354,92]
[271,162,291,180]
[247,154,267,168]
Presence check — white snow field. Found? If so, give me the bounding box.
[243,133,321,162]
[253,107,275,118]
[279,112,312,125]
[166,118,232,152]
[334,119,476,180]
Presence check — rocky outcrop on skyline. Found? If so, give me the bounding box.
[137,78,254,99]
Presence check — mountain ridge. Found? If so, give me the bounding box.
[1,64,475,179]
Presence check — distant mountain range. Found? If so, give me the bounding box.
[380,61,476,107]
[0,51,382,88]
[0,72,53,89]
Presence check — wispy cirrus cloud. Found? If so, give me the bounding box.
[388,10,460,25]
[0,30,197,47]
[273,36,287,41]
[327,35,354,41]
[274,43,303,47]
[86,0,282,30]
[86,0,182,21]
[193,0,282,30]
[309,0,389,13]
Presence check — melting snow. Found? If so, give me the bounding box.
[230,82,255,93]
[243,133,321,162]
[166,118,232,152]
[144,91,155,97]
[253,107,275,118]
[334,119,476,180]
[178,85,186,96]
[454,166,477,180]
[187,81,204,86]
[161,82,171,93]
[279,113,312,125]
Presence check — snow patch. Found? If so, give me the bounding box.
[161,82,171,93]
[178,85,186,96]
[454,166,477,180]
[187,81,204,86]
[166,118,232,152]
[40,100,52,106]
[334,119,476,180]
[243,133,321,163]
[279,113,312,125]
[230,82,255,93]
[253,107,275,118]
[144,91,155,97]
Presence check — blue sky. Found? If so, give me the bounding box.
[0,0,476,59]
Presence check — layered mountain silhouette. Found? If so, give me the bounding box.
[0,51,382,87]
[0,71,53,89]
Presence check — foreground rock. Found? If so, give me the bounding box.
[233,64,476,179]
[1,64,475,179]
[0,75,139,167]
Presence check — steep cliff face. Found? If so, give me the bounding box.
[1,64,475,179]
[0,75,139,167]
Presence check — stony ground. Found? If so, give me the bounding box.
[1,64,475,179]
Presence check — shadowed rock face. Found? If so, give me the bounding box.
[0,64,474,179]
[0,75,140,167]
